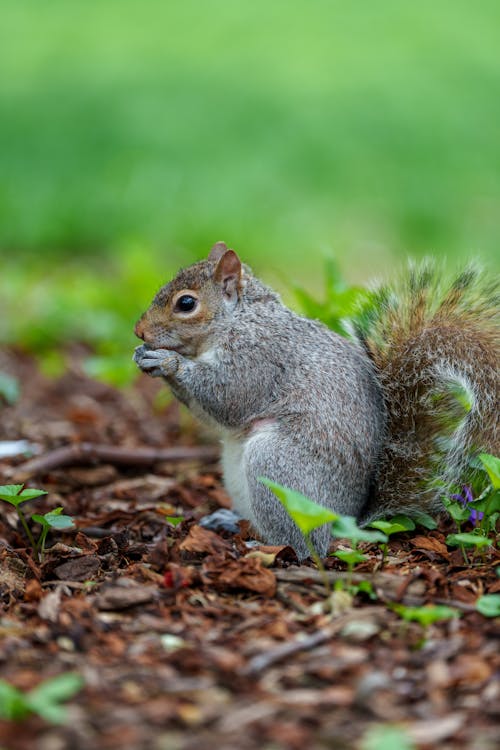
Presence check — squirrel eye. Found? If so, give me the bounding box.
[175,294,198,313]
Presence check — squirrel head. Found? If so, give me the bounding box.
[134,242,244,357]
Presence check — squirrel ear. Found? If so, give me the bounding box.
[208,241,228,263]
[214,249,242,299]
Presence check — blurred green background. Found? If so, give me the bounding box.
[1,0,499,382]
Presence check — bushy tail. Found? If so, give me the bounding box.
[354,261,499,520]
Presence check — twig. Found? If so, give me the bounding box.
[240,609,385,677]
[7,442,220,482]
[275,569,477,612]
[275,567,401,590]
[241,628,336,676]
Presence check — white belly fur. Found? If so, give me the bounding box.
[221,421,277,526]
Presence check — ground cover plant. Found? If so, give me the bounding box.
[0,673,83,724]
[0,484,75,563]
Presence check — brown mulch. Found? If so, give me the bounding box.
[0,348,498,750]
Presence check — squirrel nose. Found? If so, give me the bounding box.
[134,318,147,341]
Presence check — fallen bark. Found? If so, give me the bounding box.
[275,568,478,612]
[240,608,387,676]
[7,441,220,481]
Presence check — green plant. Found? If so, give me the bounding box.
[361,724,416,750]
[0,673,83,723]
[0,484,48,556]
[445,532,492,550]
[352,579,377,600]
[260,480,389,593]
[443,452,499,563]
[479,453,500,490]
[369,516,415,564]
[330,514,387,582]
[164,515,184,527]
[475,594,500,618]
[460,455,499,529]
[331,514,388,546]
[443,453,499,561]
[31,508,75,558]
[390,603,459,628]
[445,529,493,566]
[442,491,473,531]
[401,511,437,530]
[294,258,376,336]
[260,478,338,590]
[333,547,367,573]
[0,484,74,562]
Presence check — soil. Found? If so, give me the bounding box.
[0,348,498,750]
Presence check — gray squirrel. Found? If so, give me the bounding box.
[134,242,499,559]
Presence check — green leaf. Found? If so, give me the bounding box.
[387,515,416,531]
[446,532,492,549]
[0,372,20,405]
[466,490,500,516]
[31,514,50,528]
[334,549,367,566]
[405,511,437,530]
[391,603,460,626]
[0,681,29,721]
[0,484,48,506]
[478,453,500,490]
[331,515,388,544]
[369,520,411,536]
[259,478,338,536]
[294,286,326,321]
[18,488,49,501]
[26,700,68,724]
[27,673,84,724]
[442,498,471,523]
[355,580,377,599]
[165,516,183,527]
[0,484,25,495]
[43,512,74,530]
[361,724,416,750]
[475,594,500,618]
[294,259,375,337]
[28,673,83,703]
[0,484,25,505]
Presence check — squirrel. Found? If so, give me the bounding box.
[133,242,499,559]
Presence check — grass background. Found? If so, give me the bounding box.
[1,0,499,379]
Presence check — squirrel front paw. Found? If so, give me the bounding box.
[133,345,181,378]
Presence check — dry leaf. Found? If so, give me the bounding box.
[410,535,449,557]
[179,524,233,555]
[202,556,277,596]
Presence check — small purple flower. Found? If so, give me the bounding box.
[451,485,484,526]
[468,508,484,525]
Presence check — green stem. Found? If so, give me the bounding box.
[346,562,354,589]
[381,542,388,568]
[305,534,331,594]
[16,507,39,561]
[39,528,49,561]
[460,543,469,566]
